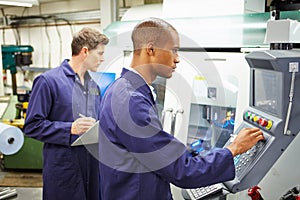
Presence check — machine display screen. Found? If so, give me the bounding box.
[253,69,282,116]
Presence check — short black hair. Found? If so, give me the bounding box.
[131,18,178,52]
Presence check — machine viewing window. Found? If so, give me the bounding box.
[253,69,283,117]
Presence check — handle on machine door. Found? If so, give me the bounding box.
[170,109,184,136]
[161,108,173,128]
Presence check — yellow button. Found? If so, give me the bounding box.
[266,120,273,130]
[253,116,259,122]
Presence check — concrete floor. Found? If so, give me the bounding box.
[0,169,42,200]
[0,187,42,200]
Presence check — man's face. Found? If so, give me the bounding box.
[153,31,180,79]
[84,44,105,72]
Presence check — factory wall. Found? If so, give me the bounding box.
[0,0,102,69]
[0,24,100,69]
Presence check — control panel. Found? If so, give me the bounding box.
[222,50,300,193]
[184,49,300,200]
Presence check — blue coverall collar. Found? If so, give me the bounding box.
[61,59,76,76]
[60,59,92,82]
[121,68,156,104]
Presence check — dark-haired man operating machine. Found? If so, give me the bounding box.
[98,18,264,200]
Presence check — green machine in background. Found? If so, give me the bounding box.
[0,96,43,170]
[2,45,34,95]
[1,138,43,170]
[1,45,43,170]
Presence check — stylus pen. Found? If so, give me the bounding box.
[79,113,86,118]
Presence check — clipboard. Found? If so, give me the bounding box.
[71,121,99,146]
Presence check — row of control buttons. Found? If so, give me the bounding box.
[244,111,273,130]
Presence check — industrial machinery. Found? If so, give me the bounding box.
[0,95,43,170]
[2,45,33,95]
[1,45,43,170]
[192,48,300,200]
[185,19,300,200]
[223,48,300,193]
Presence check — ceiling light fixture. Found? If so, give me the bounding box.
[0,0,39,7]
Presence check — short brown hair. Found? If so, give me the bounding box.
[71,27,109,56]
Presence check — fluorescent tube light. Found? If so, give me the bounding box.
[0,0,39,7]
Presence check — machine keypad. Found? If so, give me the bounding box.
[234,140,266,175]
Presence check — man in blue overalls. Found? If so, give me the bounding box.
[24,27,109,200]
[98,18,265,200]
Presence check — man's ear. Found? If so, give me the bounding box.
[146,42,154,56]
[82,46,89,56]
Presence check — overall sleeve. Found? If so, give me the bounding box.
[116,93,235,188]
[24,76,74,146]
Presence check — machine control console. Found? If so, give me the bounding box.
[183,50,300,199]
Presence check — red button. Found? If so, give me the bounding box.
[259,118,268,127]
